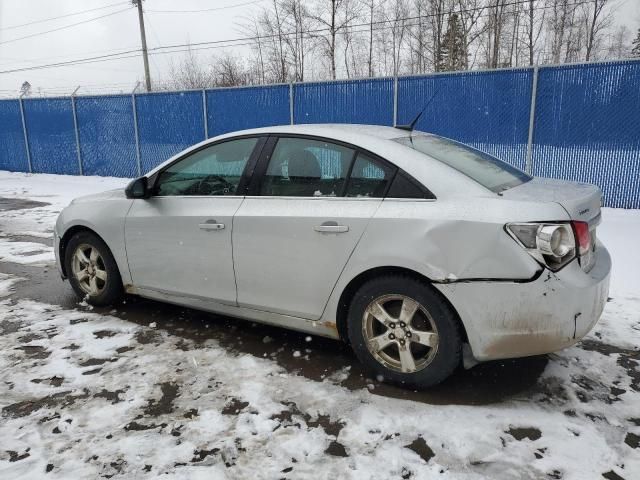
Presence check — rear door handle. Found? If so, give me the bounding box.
[314,222,349,234]
[199,220,225,231]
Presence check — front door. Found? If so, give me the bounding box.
[233,136,396,319]
[125,137,262,304]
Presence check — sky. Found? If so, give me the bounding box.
[0,0,268,96]
[0,0,638,97]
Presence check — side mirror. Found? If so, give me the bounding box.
[125,176,149,199]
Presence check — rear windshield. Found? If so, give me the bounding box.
[394,134,531,193]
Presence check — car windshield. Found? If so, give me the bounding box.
[393,134,532,193]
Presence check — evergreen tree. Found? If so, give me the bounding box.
[437,13,467,72]
[632,28,640,58]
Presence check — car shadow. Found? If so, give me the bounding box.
[5,263,549,407]
[118,295,549,406]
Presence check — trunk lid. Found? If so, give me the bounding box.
[501,177,602,223]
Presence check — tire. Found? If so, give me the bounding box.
[347,275,462,389]
[64,231,123,306]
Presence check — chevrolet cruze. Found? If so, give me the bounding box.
[54,124,611,388]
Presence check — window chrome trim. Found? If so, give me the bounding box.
[242,195,382,202]
[148,195,246,200]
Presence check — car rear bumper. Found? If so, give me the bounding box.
[435,242,611,362]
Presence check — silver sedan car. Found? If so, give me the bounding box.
[54,124,611,388]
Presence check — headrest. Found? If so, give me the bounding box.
[287,149,321,179]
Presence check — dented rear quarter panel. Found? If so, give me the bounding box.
[321,195,572,347]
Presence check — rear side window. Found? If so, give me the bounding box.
[394,134,531,193]
[260,138,354,197]
[387,172,434,199]
[344,153,394,198]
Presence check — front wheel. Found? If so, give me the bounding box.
[347,275,462,389]
[64,231,123,306]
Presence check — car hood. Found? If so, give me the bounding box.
[502,177,602,223]
[70,188,126,204]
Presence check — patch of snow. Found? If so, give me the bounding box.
[0,241,54,266]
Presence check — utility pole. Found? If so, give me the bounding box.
[132,0,151,92]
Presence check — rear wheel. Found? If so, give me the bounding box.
[347,275,462,389]
[64,231,123,306]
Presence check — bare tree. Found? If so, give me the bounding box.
[213,53,249,87]
[362,0,377,76]
[632,27,640,58]
[457,0,486,69]
[280,0,311,81]
[380,0,410,76]
[605,25,631,59]
[428,0,447,72]
[308,0,360,79]
[485,0,508,68]
[522,0,545,65]
[165,46,214,90]
[582,0,615,61]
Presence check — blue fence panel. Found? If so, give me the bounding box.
[294,78,394,125]
[136,91,205,173]
[532,60,640,208]
[76,95,138,177]
[22,98,78,175]
[0,100,29,172]
[398,69,533,170]
[206,85,290,136]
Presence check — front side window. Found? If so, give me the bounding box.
[155,138,258,196]
[394,134,531,193]
[260,138,354,197]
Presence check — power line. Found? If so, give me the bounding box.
[0,7,132,46]
[146,0,265,14]
[0,1,129,32]
[0,0,598,75]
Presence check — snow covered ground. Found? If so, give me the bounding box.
[0,171,638,479]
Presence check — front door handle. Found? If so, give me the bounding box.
[314,221,349,234]
[199,220,225,231]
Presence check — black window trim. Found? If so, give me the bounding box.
[386,170,436,200]
[247,133,405,199]
[147,134,268,197]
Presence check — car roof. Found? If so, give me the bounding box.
[216,123,409,142]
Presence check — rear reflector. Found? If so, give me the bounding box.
[572,221,591,256]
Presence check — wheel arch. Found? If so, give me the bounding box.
[335,266,469,346]
[59,225,110,278]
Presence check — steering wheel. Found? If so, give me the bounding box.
[196,175,235,196]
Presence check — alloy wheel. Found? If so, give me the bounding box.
[71,243,108,296]
[362,294,439,373]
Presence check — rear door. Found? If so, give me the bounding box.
[125,136,263,304]
[232,135,396,320]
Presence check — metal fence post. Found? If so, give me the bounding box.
[525,66,539,175]
[71,86,83,175]
[289,82,294,125]
[18,93,33,173]
[131,82,142,177]
[202,89,209,139]
[393,75,398,127]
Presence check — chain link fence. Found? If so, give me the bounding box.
[1,59,638,207]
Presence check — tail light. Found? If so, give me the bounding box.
[505,222,577,271]
[572,221,591,256]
